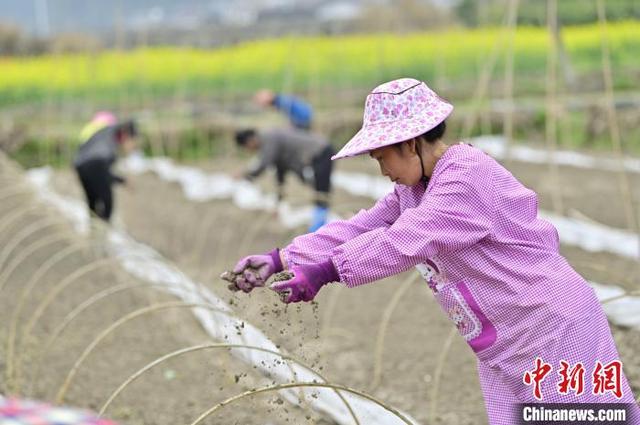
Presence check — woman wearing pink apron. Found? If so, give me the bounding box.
[224,78,639,424]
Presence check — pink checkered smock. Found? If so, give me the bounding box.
[282,143,640,424]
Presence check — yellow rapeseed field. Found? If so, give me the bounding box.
[0,22,637,104]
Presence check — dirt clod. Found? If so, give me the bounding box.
[273,271,294,282]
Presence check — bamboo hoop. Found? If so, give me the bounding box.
[428,328,458,424]
[55,302,229,403]
[370,274,420,390]
[0,217,63,273]
[28,282,165,394]
[98,343,360,425]
[188,382,415,425]
[0,232,71,293]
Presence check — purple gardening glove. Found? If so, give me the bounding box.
[269,259,339,304]
[221,248,283,293]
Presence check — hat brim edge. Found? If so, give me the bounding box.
[331,104,453,160]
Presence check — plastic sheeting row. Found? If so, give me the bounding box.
[121,150,640,330]
[472,135,640,174]
[25,167,420,425]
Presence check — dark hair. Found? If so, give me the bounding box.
[235,129,256,147]
[116,120,138,141]
[393,120,446,151]
[420,120,446,143]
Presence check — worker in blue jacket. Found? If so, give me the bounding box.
[254,89,313,130]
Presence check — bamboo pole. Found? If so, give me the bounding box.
[461,0,519,140]
[595,0,638,249]
[502,0,519,163]
[545,0,564,215]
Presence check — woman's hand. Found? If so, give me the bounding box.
[221,249,283,293]
[270,260,338,303]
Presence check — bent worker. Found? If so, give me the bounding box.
[73,118,137,222]
[78,111,117,143]
[254,89,313,130]
[225,78,640,424]
[235,127,334,232]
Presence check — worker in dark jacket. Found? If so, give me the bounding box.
[254,89,313,130]
[73,119,137,222]
[235,127,333,232]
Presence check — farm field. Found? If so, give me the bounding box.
[2,145,637,424]
[2,3,640,423]
[2,21,639,107]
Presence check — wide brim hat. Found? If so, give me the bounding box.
[332,78,453,160]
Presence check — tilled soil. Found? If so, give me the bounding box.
[0,158,326,425]
[4,146,639,425]
[46,164,486,425]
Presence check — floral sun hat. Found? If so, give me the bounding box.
[332,78,453,160]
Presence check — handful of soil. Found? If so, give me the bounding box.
[220,265,266,291]
[271,271,295,302]
[272,271,294,282]
[220,270,241,291]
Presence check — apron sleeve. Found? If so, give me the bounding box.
[332,158,495,287]
[282,186,402,267]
